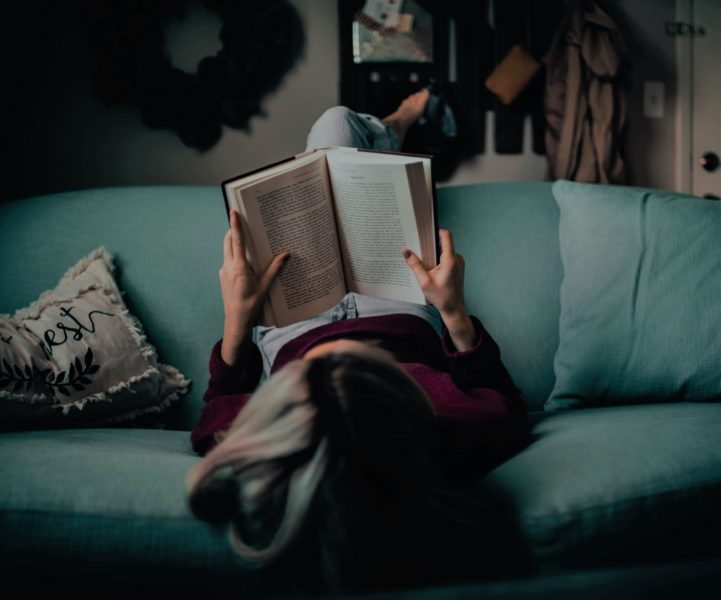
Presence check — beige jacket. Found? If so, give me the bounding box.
[544,1,628,184]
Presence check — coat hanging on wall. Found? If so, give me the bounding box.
[543,0,629,183]
[86,0,304,152]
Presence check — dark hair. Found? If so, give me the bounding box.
[302,349,443,592]
[187,346,528,594]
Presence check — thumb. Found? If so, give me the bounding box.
[260,251,290,292]
[402,248,429,287]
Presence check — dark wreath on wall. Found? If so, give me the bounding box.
[86,0,305,152]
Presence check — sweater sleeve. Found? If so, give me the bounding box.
[189,338,263,456]
[413,315,530,481]
[440,315,521,397]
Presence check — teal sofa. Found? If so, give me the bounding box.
[2,183,720,598]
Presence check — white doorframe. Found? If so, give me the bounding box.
[675,0,721,197]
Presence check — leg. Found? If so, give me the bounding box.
[255,293,358,377]
[305,89,431,152]
[305,106,400,151]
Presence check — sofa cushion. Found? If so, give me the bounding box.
[478,403,721,567]
[0,428,303,595]
[0,183,563,423]
[0,248,189,428]
[547,180,721,410]
[437,182,562,412]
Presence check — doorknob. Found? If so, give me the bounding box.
[699,152,720,172]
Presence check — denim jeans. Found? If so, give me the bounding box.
[305,106,400,152]
[255,106,430,377]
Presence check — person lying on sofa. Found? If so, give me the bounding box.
[185,90,532,593]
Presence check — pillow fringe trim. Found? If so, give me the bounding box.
[101,365,191,425]
[1,246,192,424]
[1,247,115,322]
[4,246,160,361]
[1,364,190,421]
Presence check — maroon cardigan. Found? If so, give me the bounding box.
[191,314,530,479]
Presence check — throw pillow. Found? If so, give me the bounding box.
[546,180,721,410]
[0,247,190,428]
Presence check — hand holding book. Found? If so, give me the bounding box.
[222,146,438,327]
[402,228,477,352]
[219,209,290,367]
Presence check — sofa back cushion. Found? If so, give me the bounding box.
[437,182,562,411]
[547,180,721,410]
[0,187,227,430]
[0,182,561,428]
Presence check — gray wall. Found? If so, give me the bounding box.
[608,0,678,191]
[0,0,679,201]
[0,0,339,201]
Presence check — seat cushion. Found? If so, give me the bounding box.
[0,428,299,595]
[478,403,721,567]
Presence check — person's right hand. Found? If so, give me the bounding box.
[220,209,289,366]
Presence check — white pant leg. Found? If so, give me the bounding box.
[255,293,358,377]
[305,106,400,151]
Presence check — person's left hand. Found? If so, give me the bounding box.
[402,228,466,317]
[402,228,478,351]
[220,209,289,365]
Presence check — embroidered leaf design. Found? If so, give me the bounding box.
[13,380,24,392]
[2,358,11,373]
[25,346,102,400]
[13,365,24,378]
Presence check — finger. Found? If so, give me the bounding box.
[229,210,247,262]
[223,228,233,261]
[260,251,290,292]
[402,248,430,286]
[439,228,455,259]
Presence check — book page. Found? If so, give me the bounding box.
[326,150,427,304]
[232,154,347,326]
[334,147,436,265]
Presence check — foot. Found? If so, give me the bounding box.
[382,88,430,147]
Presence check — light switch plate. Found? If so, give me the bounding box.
[643,81,665,119]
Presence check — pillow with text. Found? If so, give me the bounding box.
[0,248,190,429]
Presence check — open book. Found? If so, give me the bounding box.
[221,147,437,327]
